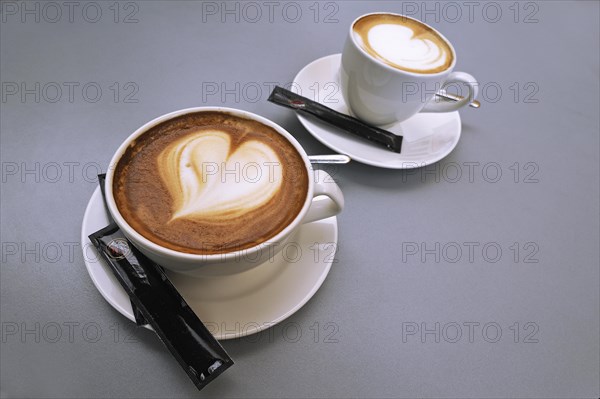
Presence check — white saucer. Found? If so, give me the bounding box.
[81,187,338,340]
[293,54,462,169]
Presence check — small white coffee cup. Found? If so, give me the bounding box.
[340,12,478,126]
[105,107,344,277]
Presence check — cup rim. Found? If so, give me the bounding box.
[104,106,315,261]
[348,12,458,77]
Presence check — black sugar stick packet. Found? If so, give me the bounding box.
[98,174,148,327]
[268,85,403,153]
[89,175,233,391]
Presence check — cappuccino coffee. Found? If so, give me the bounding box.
[352,14,453,74]
[113,111,308,255]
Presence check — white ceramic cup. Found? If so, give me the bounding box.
[105,107,344,277]
[340,12,478,126]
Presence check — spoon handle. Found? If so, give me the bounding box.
[436,90,481,108]
[308,154,351,164]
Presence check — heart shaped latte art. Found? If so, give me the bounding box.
[363,24,448,72]
[157,130,283,221]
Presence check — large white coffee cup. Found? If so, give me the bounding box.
[341,12,478,126]
[105,107,344,277]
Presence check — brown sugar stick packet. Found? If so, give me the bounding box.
[89,176,233,391]
[268,86,402,153]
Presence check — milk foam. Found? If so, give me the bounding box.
[158,130,283,221]
[353,21,450,73]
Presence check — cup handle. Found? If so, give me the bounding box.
[421,71,479,112]
[302,170,344,224]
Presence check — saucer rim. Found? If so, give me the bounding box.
[293,53,462,169]
[81,186,338,340]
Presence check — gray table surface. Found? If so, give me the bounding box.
[1,1,599,398]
